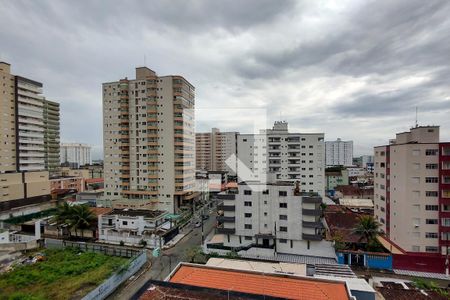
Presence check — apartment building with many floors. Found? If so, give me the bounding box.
[0,62,53,211]
[103,66,196,213]
[195,128,238,176]
[325,138,353,167]
[237,121,325,197]
[60,143,91,167]
[43,100,60,173]
[374,126,450,256]
[216,181,335,258]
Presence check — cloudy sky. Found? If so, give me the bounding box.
[1,0,449,158]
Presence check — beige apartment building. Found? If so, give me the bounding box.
[374,126,450,256]
[0,62,52,212]
[103,66,196,213]
[195,128,238,176]
[43,100,60,173]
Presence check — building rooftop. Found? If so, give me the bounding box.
[375,280,448,300]
[168,264,351,300]
[324,205,370,243]
[205,258,307,276]
[106,209,167,219]
[89,207,112,217]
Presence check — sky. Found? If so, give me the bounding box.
[1,0,449,159]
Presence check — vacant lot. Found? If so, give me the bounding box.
[0,248,128,300]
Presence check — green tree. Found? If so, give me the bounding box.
[353,215,382,248]
[52,202,74,239]
[68,205,96,238]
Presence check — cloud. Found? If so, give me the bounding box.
[1,0,450,158]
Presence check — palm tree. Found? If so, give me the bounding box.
[353,215,382,245]
[53,202,74,238]
[69,205,96,238]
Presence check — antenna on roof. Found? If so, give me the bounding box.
[415,106,418,128]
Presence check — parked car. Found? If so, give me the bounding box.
[194,221,202,228]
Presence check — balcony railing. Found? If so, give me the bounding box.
[303,196,322,204]
[217,216,235,222]
[302,233,323,241]
[302,208,322,216]
[302,221,324,228]
[217,204,235,211]
[217,227,235,234]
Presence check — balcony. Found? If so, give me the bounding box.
[215,194,235,200]
[302,221,324,228]
[302,233,323,241]
[303,196,322,204]
[302,208,322,216]
[217,204,235,211]
[217,216,235,222]
[217,227,235,234]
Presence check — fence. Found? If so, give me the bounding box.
[82,250,147,300]
[336,251,393,270]
[45,238,142,258]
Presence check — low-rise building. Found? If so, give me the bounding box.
[49,176,85,193]
[98,209,173,247]
[214,181,335,259]
[326,169,349,192]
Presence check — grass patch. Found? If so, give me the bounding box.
[0,248,128,300]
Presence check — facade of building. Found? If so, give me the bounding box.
[98,209,170,247]
[43,100,60,173]
[216,182,335,258]
[60,143,91,167]
[325,169,349,191]
[237,121,325,197]
[374,126,450,256]
[195,128,238,176]
[0,62,52,211]
[49,176,85,193]
[102,66,196,213]
[325,138,353,167]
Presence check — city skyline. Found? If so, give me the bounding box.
[1,1,450,159]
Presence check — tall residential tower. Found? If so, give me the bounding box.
[102,66,196,213]
[374,126,450,256]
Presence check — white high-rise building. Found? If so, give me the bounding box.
[60,143,91,167]
[325,138,353,167]
[237,121,325,197]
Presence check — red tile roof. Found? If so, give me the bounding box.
[324,205,369,243]
[89,207,112,216]
[169,265,350,300]
[85,178,104,184]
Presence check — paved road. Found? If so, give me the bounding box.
[108,209,216,300]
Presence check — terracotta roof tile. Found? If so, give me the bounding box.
[169,265,350,300]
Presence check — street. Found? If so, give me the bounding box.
[107,208,217,300]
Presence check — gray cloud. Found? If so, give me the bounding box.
[1,0,450,158]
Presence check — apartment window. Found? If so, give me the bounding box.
[425,149,438,156]
[426,164,438,169]
[244,224,252,229]
[426,219,438,225]
[279,191,287,197]
[244,190,252,195]
[426,191,438,197]
[264,212,268,216]
[122,221,128,225]
[279,203,287,208]
[279,226,288,232]
[279,215,288,220]
[425,232,438,238]
[262,189,269,195]
[442,218,450,227]
[425,177,438,183]
[380,163,385,168]
[244,236,252,241]
[244,201,252,207]
[279,239,287,243]
[425,205,439,211]
[244,213,252,218]
[425,246,439,253]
